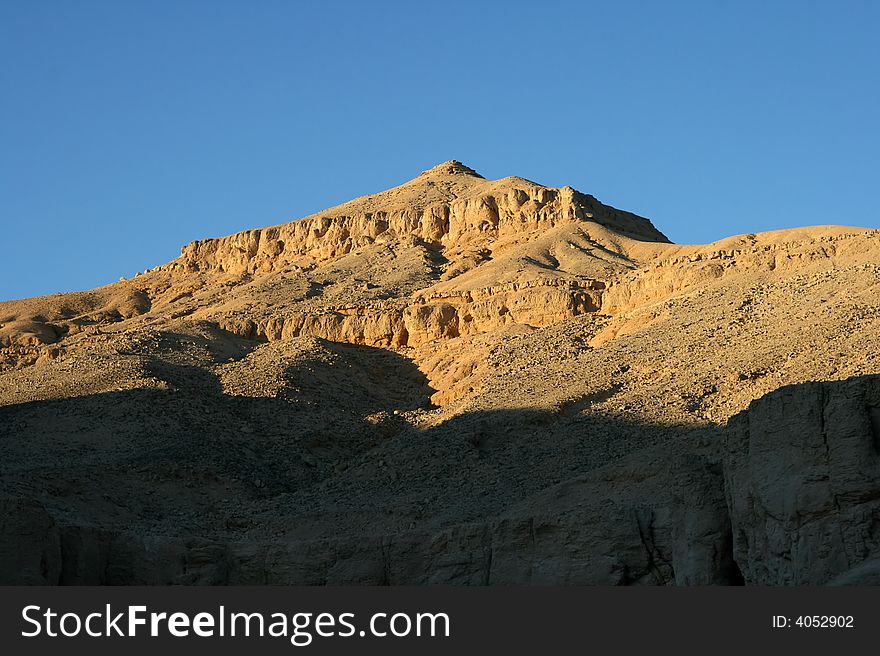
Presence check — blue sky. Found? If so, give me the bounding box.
[1,0,878,301]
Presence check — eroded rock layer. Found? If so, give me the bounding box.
[2,161,880,584]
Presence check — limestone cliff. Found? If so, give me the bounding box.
[163,161,667,276]
[2,161,880,586]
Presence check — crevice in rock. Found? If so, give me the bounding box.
[867,404,880,455]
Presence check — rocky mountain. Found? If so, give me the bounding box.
[2,161,880,584]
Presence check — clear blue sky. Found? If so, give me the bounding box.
[1,1,878,301]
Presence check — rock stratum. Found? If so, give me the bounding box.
[2,161,880,584]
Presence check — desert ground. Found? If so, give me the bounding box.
[2,161,880,584]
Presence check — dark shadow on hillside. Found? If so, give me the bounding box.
[3,372,878,585]
[0,362,708,586]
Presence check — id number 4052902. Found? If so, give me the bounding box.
[772,615,854,629]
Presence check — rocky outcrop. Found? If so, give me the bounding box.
[162,167,666,276]
[215,280,603,347]
[31,477,680,585]
[6,376,880,585]
[600,231,879,316]
[669,452,742,585]
[724,375,880,585]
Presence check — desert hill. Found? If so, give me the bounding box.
[2,161,880,585]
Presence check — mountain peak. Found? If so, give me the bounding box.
[419,160,484,178]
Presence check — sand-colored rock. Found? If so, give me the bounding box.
[164,162,666,277]
[2,160,880,585]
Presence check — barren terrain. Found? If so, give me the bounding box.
[2,161,880,584]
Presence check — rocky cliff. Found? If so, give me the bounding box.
[1,161,879,585]
[163,161,667,276]
[6,376,880,585]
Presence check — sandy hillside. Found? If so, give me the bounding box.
[2,161,880,585]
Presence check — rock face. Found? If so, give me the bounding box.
[2,160,880,585]
[21,376,880,586]
[165,162,667,276]
[0,498,62,585]
[724,377,880,585]
[214,279,603,348]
